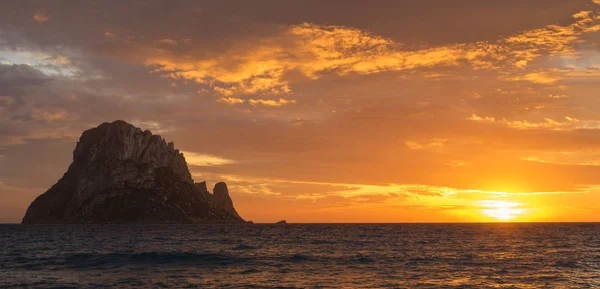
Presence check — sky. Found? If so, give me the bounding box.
[2,0,600,223]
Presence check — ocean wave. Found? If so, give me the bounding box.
[309,239,337,245]
[290,253,311,261]
[14,251,251,269]
[232,244,256,250]
[9,251,386,270]
[355,255,375,263]
[552,260,581,268]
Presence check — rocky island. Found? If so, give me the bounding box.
[22,120,245,224]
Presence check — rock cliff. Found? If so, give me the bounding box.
[22,120,245,224]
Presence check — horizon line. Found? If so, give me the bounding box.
[2,221,599,225]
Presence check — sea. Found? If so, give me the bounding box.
[0,223,599,288]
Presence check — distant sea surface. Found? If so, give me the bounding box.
[1,223,599,288]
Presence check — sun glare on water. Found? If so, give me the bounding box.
[479,200,528,221]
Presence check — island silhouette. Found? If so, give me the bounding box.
[22,120,245,224]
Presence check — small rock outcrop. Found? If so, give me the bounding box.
[212,182,242,219]
[276,220,287,224]
[22,120,245,224]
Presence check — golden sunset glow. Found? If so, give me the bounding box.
[479,201,528,221]
[2,1,600,223]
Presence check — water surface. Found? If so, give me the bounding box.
[1,223,599,288]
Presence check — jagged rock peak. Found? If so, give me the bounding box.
[74,120,192,184]
[195,181,208,192]
[214,182,230,198]
[213,182,241,219]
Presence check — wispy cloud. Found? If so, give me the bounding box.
[140,5,600,96]
[405,139,447,150]
[157,38,178,45]
[217,96,245,105]
[104,32,116,39]
[507,70,563,84]
[468,114,583,130]
[249,98,296,107]
[182,151,235,167]
[33,12,49,24]
[128,120,176,134]
[523,151,600,166]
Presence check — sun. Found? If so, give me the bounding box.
[479,200,527,221]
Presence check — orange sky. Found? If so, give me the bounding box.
[1,0,600,222]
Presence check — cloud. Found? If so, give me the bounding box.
[0,63,151,145]
[33,12,49,24]
[510,70,563,84]
[137,7,600,96]
[217,96,245,105]
[157,38,177,45]
[405,139,446,150]
[144,24,483,95]
[32,107,73,122]
[128,120,176,134]
[523,151,600,166]
[248,98,296,107]
[467,114,582,130]
[195,173,461,199]
[504,10,600,58]
[547,94,569,99]
[0,49,83,77]
[0,96,15,107]
[0,63,48,89]
[182,151,234,166]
